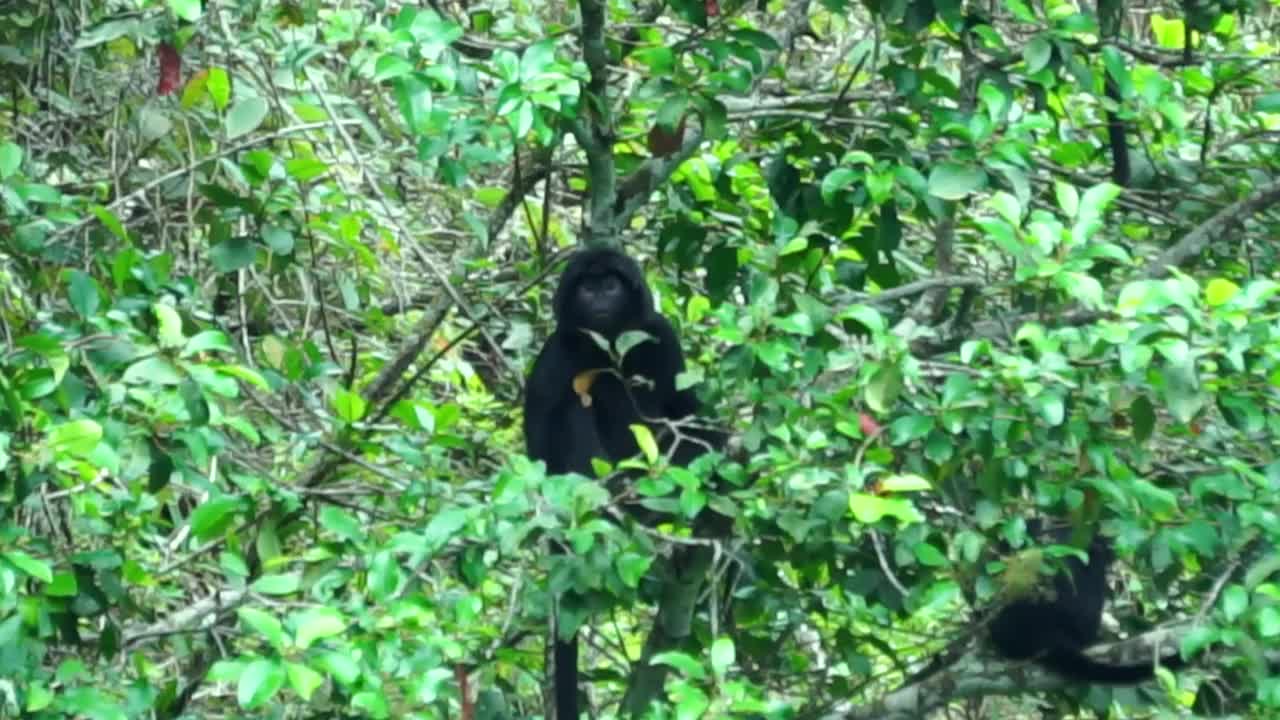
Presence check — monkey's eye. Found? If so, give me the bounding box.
[597,274,623,295]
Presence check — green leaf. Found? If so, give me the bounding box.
[988,191,1022,226]
[286,661,325,701]
[314,650,361,685]
[67,270,101,318]
[1116,280,1153,316]
[632,47,675,74]
[737,28,784,52]
[651,650,706,679]
[655,94,690,130]
[89,205,130,242]
[864,365,903,414]
[24,684,53,712]
[1205,277,1240,307]
[352,691,391,719]
[54,688,126,719]
[520,39,557,77]
[123,357,184,385]
[3,551,53,583]
[320,506,366,544]
[210,364,267,392]
[226,97,269,140]
[261,225,295,255]
[207,68,231,110]
[237,658,286,709]
[47,419,103,458]
[189,496,241,541]
[182,330,234,357]
[1162,360,1203,424]
[927,163,987,200]
[252,573,301,595]
[1054,181,1079,217]
[373,53,414,82]
[1256,93,1280,114]
[1034,391,1065,426]
[914,542,948,566]
[1222,585,1247,622]
[180,379,211,426]
[1079,182,1121,219]
[422,508,468,550]
[1023,35,1053,73]
[675,688,710,720]
[333,388,366,423]
[616,329,657,357]
[238,608,285,651]
[46,571,78,596]
[710,636,735,676]
[210,236,256,272]
[1150,15,1185,49]
[1257,606,1280,638]
[615,551,652,588]
[631,424,659,463]
[285,157,328,182]
[392,75,433,134]
[168,0,203,21]
[771,312,815,336]
[0,142,21,179]
[1244,554,1280,588]
[154,303,185,349]
[888,414,934,444]
[1059,272,1103,309]
[848,493,923,524]
[294,608,348,650]
[821,167,860,202]
[880,474,931,492]
[1130,394,1156,444]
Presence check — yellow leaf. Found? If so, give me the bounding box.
[573,369,604,407]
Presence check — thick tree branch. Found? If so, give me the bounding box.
[814,626,1189,720]
[579,0,611,108]
[910,309,1107,357]
[574,0,621,246]
[488,146,555,243]
[612,131,706,229]
[619,546,715,716]
[1144,178,1280,277]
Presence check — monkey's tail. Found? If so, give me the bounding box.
[1040,645,1184,685]
[554,634,578,720]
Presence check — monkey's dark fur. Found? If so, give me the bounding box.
[523,247,723,720]
[988,529,1184,684]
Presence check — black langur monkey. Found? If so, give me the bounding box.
[988,528,1184,684]
[523,246,723,720]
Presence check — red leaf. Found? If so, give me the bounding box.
[706,0,720,16]
[646,115,687,158]
[858,412,882,436]
[157,43,182,96]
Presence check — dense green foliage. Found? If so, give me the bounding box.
[2,0,1280,718]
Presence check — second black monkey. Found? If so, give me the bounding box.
[523,246,724,720]
[988,527,1184,684]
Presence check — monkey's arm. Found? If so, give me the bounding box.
[645,317,702,420]
[523,334,574,465]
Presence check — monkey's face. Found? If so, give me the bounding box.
[570,268,632,335]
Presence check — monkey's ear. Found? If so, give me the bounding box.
[573,370,604,407]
